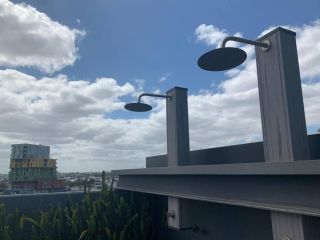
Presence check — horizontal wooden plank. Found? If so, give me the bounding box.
[112,159,320,176]
[146,134,320,167]
[116,174,320,217]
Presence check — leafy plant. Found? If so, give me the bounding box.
[0,172,155,240]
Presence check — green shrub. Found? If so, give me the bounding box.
[0,178,155,240]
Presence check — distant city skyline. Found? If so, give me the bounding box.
[0,0,319,172]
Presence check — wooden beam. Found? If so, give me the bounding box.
[256,27,310,162]
[116,173,320,217]
[165,87,191,230]
[114,159,320,176]
[166,87,190,166]
[256,27,317,240]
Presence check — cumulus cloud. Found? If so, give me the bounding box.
[0,69,167,172]
[195,24,242,48]
[192,20,320,150]
[0,20,319,173]
[295,20,320,79]
[0,0,85,73]
[0,69,136,171]
[258,20,320,80]
[158,73,170,83]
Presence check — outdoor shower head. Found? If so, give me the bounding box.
[197,36,270,71]
[124,93,171,112]
[198,47,247,71]
[124,102,152,112]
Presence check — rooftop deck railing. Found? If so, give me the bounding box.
[114,27,320,239]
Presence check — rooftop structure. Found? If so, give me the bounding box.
[9,144,64,193]
[118,27,320,239]
[10,144,49,160]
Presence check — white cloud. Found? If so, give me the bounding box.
[0,21,319,173]
[0,68,134,141]
[158,73,170,83]
[195,24,242,48]
[258,20,320,80]
[195,20,320,81]
[134,79,145,92]
[296,20,320,79]
[302,82,320,125]
[0,69,168,172]
[191,20,320,151]
[0,0,85,73]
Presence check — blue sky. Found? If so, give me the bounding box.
[11,0,320,93]
[0,0,319,172]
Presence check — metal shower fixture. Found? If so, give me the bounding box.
[124,93,171,112]
[197,36,271,71]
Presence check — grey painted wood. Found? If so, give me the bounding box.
[152,196,273,240]
[113,159,320,176]
[116,174,320,217]
[256,27,310,162]
[270,213,320,240]
[146,141,264,168]
[302,217,320,240]
[256,27,314,240]
[167,197,181,229]
[165,87,190,229]
[146,134,320,168]
[271,212,304,240]
[166,87,190,166]
[308,134,320,159]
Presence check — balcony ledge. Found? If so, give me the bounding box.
[112,160,320,217]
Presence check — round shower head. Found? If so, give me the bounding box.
[124,102,152,112]
[197,47,247,71]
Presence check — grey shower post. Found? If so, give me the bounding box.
[165,87,190,229]
[255,28,314,240]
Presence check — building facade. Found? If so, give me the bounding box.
[9,144,64,193]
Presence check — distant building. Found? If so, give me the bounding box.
[10,144,50,160]
[9,144,64,193]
